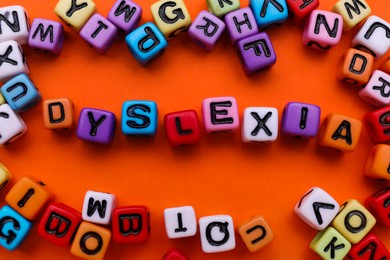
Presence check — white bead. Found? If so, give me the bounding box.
[82,190,116,225]
[0,6,30,45]
[0,103,27,146]
[199,215,235,253]
[0,40,29,82]
[242,107,278,142]
[294,187,340,230]
[359,70,390,106]
[164,206,197,239]
[352,15,390,58]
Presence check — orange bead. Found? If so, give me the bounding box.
[43,98,75,130]
[238,215,274,253]
[364,144,390,181]
[318,113,362,152]
[380,57,390,74]
[337,48,374,86]
[71,221,111,260]
[5,176,53,220]
[0,162,12,193]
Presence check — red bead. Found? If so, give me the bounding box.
[112,205,150,243]
[286,0,319,23]
[348,233,390,259]
[164,110,201,147]
[365,187,390,227]
[162,248,189,260]
[364,106,390,143]
[37,202,82,246]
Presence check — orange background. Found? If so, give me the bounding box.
[1,0,390,259]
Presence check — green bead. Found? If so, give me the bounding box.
[310,227,351,260]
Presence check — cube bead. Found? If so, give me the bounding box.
[242,107,278,142]
[0,5,30,45]
[0,40,29,82]
[206,0,240,18]
[164,110,201,147]
[0,103,27,146]
[364,144,390,181]
[310,226,351,260]
[250,0,288,29]
[359,70,390,107]
[224,7,258,45]
[121,100,158,136]
[286,0,319,24]
[0,163,12,193]
[82,190,116,225]
[164,206,197,239]
[348,233,390,259]
[364,106,390,144]
[28,18,65,55]
[365,187,390,227]
[43,98,75,130]
[332,0,371,31]
[107,0,142,33]
[238,215,274,252]
[54,0,97,31]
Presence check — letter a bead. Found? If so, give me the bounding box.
[238,215,274,252]
[202,97,239,133]
[348,233,390,259]
[54,0,97,31]
[310,227,351,259]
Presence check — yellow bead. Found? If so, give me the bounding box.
[54,0,97,31]
[151,0,191,39]
[0,92,5,105]
[332,0,371,31]
[310,227,351,260]
[206,0,240,18]
[0,162,12,193]
[331,199,376,244]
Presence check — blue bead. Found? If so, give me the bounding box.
[1,74,41,112]
[125,22,168,66]
[121,100,158,136]
[0,205,32,250]
[249,0,288,29]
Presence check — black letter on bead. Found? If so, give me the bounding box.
[210,101,233,125]
[91,21,108,39]
[158,1,185,24]
[17,188,35,208]
[87,198,107,218]
[324,237,345,259]
[80,231,103,255]
[175,117,193,135]
[0,217,19,244]
[48,102,65,124]
[300,107,309,129]
[357,241,380,259]
[297,189,314,208]
[244,39,271,57]
[331,120,352,145]
[260,0,284,17]
[233,13,252,33]
[373,77,390,98]
[205,221,230,246]
[138,27,161,53]
[314,14,340,38]
[174,213,187,233]
[344,210,367,233]
[87,112,106,137]
[379,111,390,136]
[344,0,368,19]
[66,0,88,17]
[115,0,137,23]
[45,212,72,237]
[349,53,367,74]
[196,17,219,37]
[312,202,335,225]
[299,0,314,10]
[32,24,54,43]
[5,82,28,103]
[250,112,273,137]
[246,225,266,245]
[364,22,390,40]
[0,45,17,67]
[0,11,21,34]
[126,104,151,129]
[119,214,143,236]
[217,0,233,8]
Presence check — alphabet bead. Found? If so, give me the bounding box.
[310,226,351,259]
[80,13,118,54]
[331,199,376,244]
[199,215,236,253]
[112,205,150,243]
[317,113,362,152]
[303,10,343,50]
[286,0,319,24]
[359,70,390,107]
[364,106,390,144]
[76,108,116,145]
[348,233,390,259]
[0,6,30,45]
[294,187,340,230]
[37,202,82,246]
[224,7,258,45]
[365,187,390,227]
[238,215,273,252]
[0,205,32,250]
[188,10,225,51]
[1,74,41,112]
[70,221,111,259]
[151,0,192,39]
[206,0,240,18]
[0,40,29,82]
[242,107,278,142]
[332,0,371,32]
[164,110,201,147]
[28,18,65,55]
[352,15,390,58]
[82,190,116,225]
[364,144,390,181]
[125,22,168,66]
[0,103,27,146]
[0,162,12,193]
[337,48,374,86]
[121,100,158,136]
[164,206,197,239]
[5,176,53,221]
[108,0,142,34]
[202,96,239,134]
[43,98,75,130]
[249,0,288,29]
[54,0,97,31]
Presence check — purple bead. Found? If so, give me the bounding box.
[80,13,118,54]
[28,18,64,55]
[77,108,116,145]
[225,7,258,45]
[237,32,276,75]
[281,102,321,138]
[188,10,225,51]
[108,0,142,33]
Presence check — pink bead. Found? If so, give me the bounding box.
[202,97,239,134]
[359,70,390,107]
